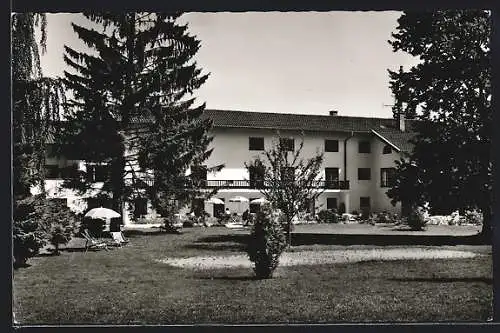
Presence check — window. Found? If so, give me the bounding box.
[325,168,339,188]
[86,164,110,182]
[358,168,371,180]
[360,197,371,209]
[133,198,148,218]
[86,197,112,210]
[380,168,396,187]
[383,145,392,154]
[279,138,295,152]
[249,137,264,151]
[358,141,371,153]
[327,197,338,210]
[325,139,339,152]
[45,165,60,179]
[60,165,79,179]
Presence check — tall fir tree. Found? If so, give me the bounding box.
[60,13,221,220]
[387,10,492,239]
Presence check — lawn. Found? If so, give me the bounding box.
[13,226,492,324]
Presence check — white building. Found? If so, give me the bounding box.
[36,109,415,224]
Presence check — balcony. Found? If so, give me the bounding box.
[202,180,350,190]
[134,179,350,190]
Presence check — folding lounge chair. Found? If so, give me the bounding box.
[111,231,129,245]
[119,231,130,244]
[82,230,109,252]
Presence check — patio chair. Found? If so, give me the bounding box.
[82,229,109,252]
[111,231,129,245]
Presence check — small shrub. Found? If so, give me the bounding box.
[406,207,427,231]
[247,205,287,279]
[465,210,483,225]
[317,209,338,223]
[376,211,390,224]
[13,196,48,267]
[360,207,370,220]
[183,220,194,228]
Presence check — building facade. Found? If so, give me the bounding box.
[34,109,415,224]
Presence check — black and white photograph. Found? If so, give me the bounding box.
[12,7,493,325]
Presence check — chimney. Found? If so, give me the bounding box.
[399,113,405,132]
[329,110,338,116]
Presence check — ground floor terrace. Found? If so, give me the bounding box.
[36,178,401,225]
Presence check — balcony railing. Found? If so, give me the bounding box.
[202,180,350,190]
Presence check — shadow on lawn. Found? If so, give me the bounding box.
[389,277,493,284]
[185,234,250,252]
[184,243,247,252]
[196,275,258,281]
[291,233,488,246]
[186,231,487,248]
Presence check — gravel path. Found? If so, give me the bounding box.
[156,248,480,270]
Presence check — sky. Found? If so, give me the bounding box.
[39,12,420,118]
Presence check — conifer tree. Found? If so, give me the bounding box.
[60,13,221,220]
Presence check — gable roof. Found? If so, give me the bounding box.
[45,109,418,153]
[371,127,416,153]
[202,109,398,133]
[203,109,417,152]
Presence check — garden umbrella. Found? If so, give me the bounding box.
[205,197,224,205]
[228,196,249,214]
[250,197,268,204]
[85,207,121,220]
[229,196,249,203]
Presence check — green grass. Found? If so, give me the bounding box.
[13,227,492,324]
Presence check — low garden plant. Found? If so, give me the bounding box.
[406,207,427,231]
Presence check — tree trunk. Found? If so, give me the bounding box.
[287,222,292,247]
[111,142,126,225]
[53,243,60,255]
[401,201,412,218]
[480,205,492,243]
